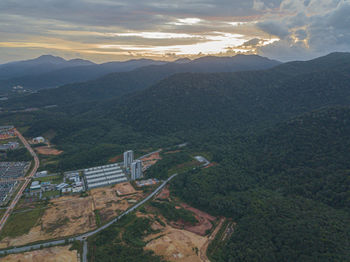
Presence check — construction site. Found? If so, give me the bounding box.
[139,186,225,262]
[0,181,144,248]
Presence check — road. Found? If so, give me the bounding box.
[137,149,162,160]
[0,173,178,256]
[200,217,225,262]
[82,240,87,262]
[0,129,40,232]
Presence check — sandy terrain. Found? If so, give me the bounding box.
[114,182,137,196]
[199,217,225,262]
[1,245,78,262]
[90,182,141,222]
[145,221,207,262]
[0,183,144,248]
[35,146,62,155]
[0,196,96,248]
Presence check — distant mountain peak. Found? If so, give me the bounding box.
[67,58,95,65]
[174,58,192,64]
[33,55,66,64]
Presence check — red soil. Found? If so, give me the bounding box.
[109,154,123,163]
[156,187,170,200]
[170,203,216,236]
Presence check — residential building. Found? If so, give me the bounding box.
[131,160,142,180]
[123,150,134,168]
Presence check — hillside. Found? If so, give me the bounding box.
[1,54,280,109]
[172,107,350,261]
[109,53,350,134]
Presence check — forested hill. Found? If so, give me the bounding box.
[1,52,350,261]
[172,106,350,261]
[109,53,350,134]
[1,54,280,109]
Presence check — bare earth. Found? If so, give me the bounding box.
[156,187,170,200]
[145,220,207,262]
[168,203,216,236]
[35,146,63,155]
[181,203,216,236]
[0,196,96,248]
[0,182,142,248]
[114,182,138,196]
[90,183,142,222]
[1,245,78,262]
[140,152,161,170]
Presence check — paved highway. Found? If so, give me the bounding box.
[0,173,178,255]
[82,240,88,262]
[0,129,40,232]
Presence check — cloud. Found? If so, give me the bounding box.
[256,20,290,39]
[257,0,350,61]
[0,0,349,62]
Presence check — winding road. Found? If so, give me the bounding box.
[0,129,40,232]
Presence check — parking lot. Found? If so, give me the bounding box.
[0,162,30,180]
[0,181,18,205]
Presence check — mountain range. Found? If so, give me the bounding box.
[0,55,167,91]
[0,54,280,93]
[2,54,280,108]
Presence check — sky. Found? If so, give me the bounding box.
[0,0,349,63]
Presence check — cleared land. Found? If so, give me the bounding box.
[145,220,207,262]
[154,188,215,236]
[114,182,137,196]
[179,203,216,236]
[108,154,122,163]
[143,186,225,262]
[35,146,62,155]
[0,182,142,248]
[90,182,142,222]
[0,196,96,248]
[140,152,161,170]
[156,187,170,200]
[1,245,78,262]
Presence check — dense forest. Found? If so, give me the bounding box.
[1,52,350,260]
[172,107,350,261]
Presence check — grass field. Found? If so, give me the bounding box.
[0,203,47,240]
[42,190,60,198]
[34,175,62,184]
[0,209,5,219]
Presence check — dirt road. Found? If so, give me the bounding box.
[200,217,225,262]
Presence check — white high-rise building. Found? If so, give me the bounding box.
[131,160,142,180]
[123,150,134,168]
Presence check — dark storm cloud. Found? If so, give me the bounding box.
[257,0,350,61]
